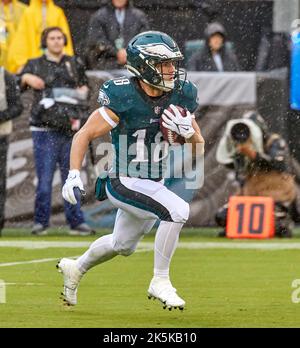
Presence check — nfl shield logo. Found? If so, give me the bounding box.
[154,106,161,115]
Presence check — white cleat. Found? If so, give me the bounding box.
[56,258,83,306]
[147,277,186,311]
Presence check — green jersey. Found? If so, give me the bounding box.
[98,76,198,180]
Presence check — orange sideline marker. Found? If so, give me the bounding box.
[226,196,275,239]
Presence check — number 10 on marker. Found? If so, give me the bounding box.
[226,196,275,239]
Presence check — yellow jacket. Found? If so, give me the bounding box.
[7,0,74,73]
[0,0,27,72]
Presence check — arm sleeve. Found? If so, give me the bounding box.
[74,57,88,87]
[97,79,131,115]
[183,81,199,113]
[19,59,36,75]
[86,12,116,57]
[190,82,199,113]
[0,72,23,122]
[17,59,37,90]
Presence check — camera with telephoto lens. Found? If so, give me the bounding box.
[230,122,250,144]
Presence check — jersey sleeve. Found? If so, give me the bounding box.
[180,80,199,113]
[97,77,133,115]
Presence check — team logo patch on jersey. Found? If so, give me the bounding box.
[98,89,110,106]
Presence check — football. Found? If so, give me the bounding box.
[160,105,186,145]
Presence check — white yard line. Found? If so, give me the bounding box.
[0,241,91,249]
[1,240,300,250]
[1,241,300,268]
[5,283,45,286]
[0,256,78,268]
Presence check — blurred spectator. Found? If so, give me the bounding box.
[85,0,149,70]
[256,30,290,71]
[8,0,74,73]
[0,53,23,236]
[0,0,27,72]
[215,111,297,238]
[188,22,239,72]
[19,27,93,236]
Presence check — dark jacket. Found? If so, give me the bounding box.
[255,32,290,71]
[188,22,240,72]
[20,55,88,131]
[85,2,149,70]
[0,70,23,124]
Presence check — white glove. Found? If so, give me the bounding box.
[62,169,85,205]
[162,104,195,139]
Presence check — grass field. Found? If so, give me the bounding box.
[1,227,300,328]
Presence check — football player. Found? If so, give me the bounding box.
[59,31,204,310]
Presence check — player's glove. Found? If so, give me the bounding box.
[162,104,195,139]
[62,169,85,205]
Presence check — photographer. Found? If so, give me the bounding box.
[215,111,297,237]
[20,26,94,236]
